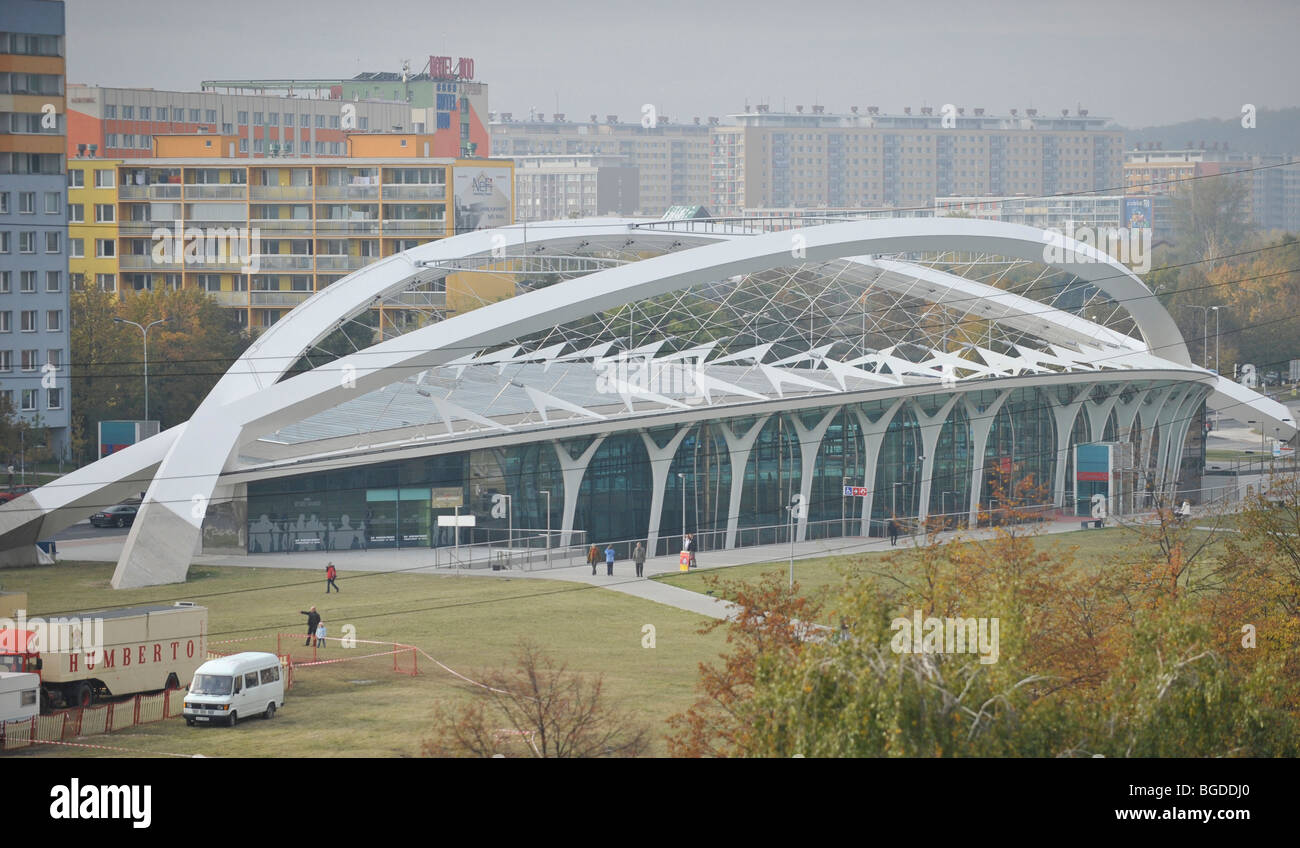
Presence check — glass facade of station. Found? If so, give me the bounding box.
[243,379,1207,555]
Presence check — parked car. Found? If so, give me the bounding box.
[89,504,138,528]
[0,485,38,504]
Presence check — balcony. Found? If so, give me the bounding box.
[118,221,159,236]
[249,218,314,234]
[315,254,370,272]
[250,185,314,201]
[251,291,312,307]
[383,290,446,308]
[184,184,247,200]
[148,185,182,199]
[316,219,380,234]
[119,185,148,200]
[381,184,447,201]
[251,254,313,271]
[316,184,380,201]
[208,290,251,307]
[380,219,446,235]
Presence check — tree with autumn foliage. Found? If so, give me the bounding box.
[667,503,1300,756]
[70,286,250,463]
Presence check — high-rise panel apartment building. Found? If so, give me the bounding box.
[710,105,1124,217]
[0,0,70,456]
[491,113,709,215]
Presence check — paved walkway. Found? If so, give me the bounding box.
[52,515,1114,620]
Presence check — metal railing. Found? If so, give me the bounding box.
[185,184,247,200]
[381,184,447,200]
[250,185,313,201]
[315,254,369,271]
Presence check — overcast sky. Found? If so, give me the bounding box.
[65,0,1299,129]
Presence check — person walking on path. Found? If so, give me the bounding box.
[588,544,599,575]
[301,606,321,646]
[633,542,646,577]
[888,518,899,547]
[684,533,697,568]
[604,544,616,576]
[326,562,340,593]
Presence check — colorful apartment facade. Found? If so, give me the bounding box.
[0,0,71,456]
[67,134,514,334]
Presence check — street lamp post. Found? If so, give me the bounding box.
[539,489,552,569]
[677,472,686,553]
[113,316,169,422]
[841,476,849,538]
[1181,305,1211,369]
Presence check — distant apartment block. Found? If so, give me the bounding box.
[491,113,709,215]
[1125,144,1300,233]
[511,154,638,221]
[710,105,1124,217]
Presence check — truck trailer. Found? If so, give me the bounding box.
[0,602,208,710]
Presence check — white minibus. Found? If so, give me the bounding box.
[183,652,284,727]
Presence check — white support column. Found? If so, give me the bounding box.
[1050,390,1088,508]
[639,426,693,557]
[912,395,962,525]
[719,415,772,549]
[850,398,905,535]
[965,389,1013,526]
[1138,385,1175,495]
[1084,390,1121,445]
[1111,387,1150,515]
[789,406,841,541]
[1150,386,1189,497]
[1158,387,1201,498]
[553,435,607,547]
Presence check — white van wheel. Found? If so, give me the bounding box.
[227,711,237,728]
[264,702,276,720]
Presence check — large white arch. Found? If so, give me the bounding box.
[0,217,1284,584]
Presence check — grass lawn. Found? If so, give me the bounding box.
[2,561,726,757]
[655,523,1234,606]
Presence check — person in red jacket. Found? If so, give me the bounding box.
[326,562,340,593]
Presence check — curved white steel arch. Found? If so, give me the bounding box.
[0,216,1275,584]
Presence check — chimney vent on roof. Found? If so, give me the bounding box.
[974,107,984,116]
[903,107,912,115]
[795,105,803,113]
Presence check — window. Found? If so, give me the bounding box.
[205,109,216,123]
[20,271,35,293]
[0,233,7,254]
[253,112,263,125]
[0,193,7,213]
[239,138,248,154]
[44,231,58,253]
[188,108,200,122]
[0,272,8,293]
[46,311,61,332]
[67,170,83,188]
[316,114,326,128]
[20,350,37,371]
[47,349,61,368]
[94,170,115,188]
[268,113,278,126]
[44,192,60,214]
[221,122,233,134]
[47,388,62,410]
[0,352,9,371]
[18,232,34,253]
[96,239,115,258]
[20,390,36,412]
[69,238,83,258]
[284,113,293,127]
[244,672,259,688]
[19,192,34,214]
[45,271,60,292]
[237,111,248,124]
[104,104,116,119]
[139,106,150,120]
[94,203,114,222]
[96,273,116,292]
[67,203,83,222]
[121,105,133,120]
[0,311,9,332]
[20,311,36,332]
[171,107,183,122]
